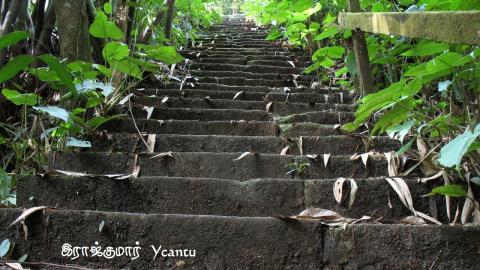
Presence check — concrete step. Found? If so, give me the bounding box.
[189,63,303,74]
[86,133,399,155]
[19,176,445,221]
[1,209,478,269]
[195,76,311,87]
[47,152,390,180]
[101,119,278,136]
[189,70,315,80]
[138,88,266,101]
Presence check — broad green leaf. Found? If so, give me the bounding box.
[396,139,414,155]
[313,46,345,60]
[428,184,466,197]
[266,28,282,41]
[387,120,414,143]
[88,11,123,40]
[86,115,119,129]
[76,80,114,96]
[314,28,338,41]
[33,106,69,122]
[437,124,480,169]
[66,137,92,148]
[372,99,413,134]
[401,41,448,57]
[93,64,113,78]
[0,55,34,84]
[104,2,113,14]
[0,31,29,51]
[138,45,184,65]
[109,58,142,79]
[2,89,39,106]
[0,239,10,258]
[38,55,76,96]
[103,42,130,62]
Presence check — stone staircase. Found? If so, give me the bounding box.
[1,14,479,269]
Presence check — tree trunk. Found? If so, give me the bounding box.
[113,0,129,41]
[125,0,136,46]
[86,0,104,64]
[164,0,176,39]
[34,1,55,57]
[53,0,92,62]
[0,0,23,37]
[32,0,46,42]
[139,2,166,44]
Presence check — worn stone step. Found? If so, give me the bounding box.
[0,208,323,269]
[19,176,445,222]
[189,70,315,80]
[124,106,271,121]
[195,76,311,87]
[101,119,278,136]
[275,111,354,124]
[131,96,355,115]
[190,63,302,74]
[280,123,342,137]
[86,133,399,155]
[184,52,310,61]
[138,88,266,101]
[47,152,389,180]
[266,91,355,104]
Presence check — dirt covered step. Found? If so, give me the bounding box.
[85,133,399,155]
[19,176,445,221]
[101,119,278,136]
[47,152,389,180]
[0,208,323,269]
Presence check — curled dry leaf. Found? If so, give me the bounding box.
[233,152,251,161]
[360,152,371,168]
[334,124,342,130]
[146,134,156,153]
[334,177,347,204]
[399,216,426,225]
[10,206,48,227]
[266,102,273,113]
[323,153,331,168]
[306,154,318,159]
[150,151,174,159]
[280,146,289,155]
[49,170,128,179]
[6,263,23,270]
[233,91,244,100]
[143,106,154,120]
[384,152,399,176]
[282,208,371,227]
[118,93,134,105]
[420,170,444,183]
[349,178,358,209]
[287,61,295,67]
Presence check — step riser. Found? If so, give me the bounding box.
[126,107,271,121]
[47,152,389,180]
[138,89,266,101]
[102,119,278,136]
[190,63,302,74]
[18,176,447,221]
[190,70,315,80]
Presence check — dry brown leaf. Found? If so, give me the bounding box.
[6,263,24,270]
[360,152,370,168]
[350,153,360,160]
[233,91,245,100]
[266,102,273,113]
[150,151,174,159]
[10,206,48,227]
[399,216,426,225]
[385,177,414,213]
[146,134,156,153]
[416,211,441,225]
[416,137,437,176]
[132,154,141,178]
[420,170,444,183]
[233,152,251,161]
[339,92,344,104]
[442,170,451,221]
[295,208,344,221]
[118,93,134,105]
[297,136,303,156]
[161,96,169,104]
[349,178,358,209]
[461,179,474,224]
[280,146,289,155]
[323,153,331,168]
[306,154,318,159]
[384,152,399,176]
[334,177,347,204]
[143,106,154,120]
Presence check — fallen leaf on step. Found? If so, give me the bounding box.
[349,179,358,209]
[323,154,331,167]
[384,152,399,176]
[360,152,371,168]
[287,61,295,67]
[143,106,154,120]
[118,93,134,105]
[306,154,318,159]
[334,124,341,130]
[10,206,48,227]
[280,146,289,155]
[161,96,169,104]
[132,154,141,178]
[295,208,344,222]
[334,177,347,204]
[385,177,415,213]
[150,151,174,159]
[233,152,251,161]
[420,170,444,183]
[6,263,24,270]
[399,216,426,225]
[297,136,303,155]
[146,134,156,153]
[266,102,273,113]
[233,91,245,100]
[157,120,164,125]
[350,153,360,161]
[340,92,344,104]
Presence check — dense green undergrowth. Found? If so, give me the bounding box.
[244,0,480,223]
[0,0,221,205]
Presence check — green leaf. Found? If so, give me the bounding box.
[88,11,123,40]
[38,55,76,96]
[76,80,114,96]
[103,42,130,62]
[0,239,10,258]
[66,137,92,148]
[314,28,338,41]
[401,41,448,57]
[396,139,414,155]
[437,124,480,170]
[0,136,6,145]
[0,31,29,51]
[372,99,413,135]
[1,89,39,106]
[104,2,113,14]
[387,120,414,143]
[137,45,184,65]
[0,55,34,84]
[109,58,142,79]
[313,46,345,60]
[428,184,466,197]
[86,115,119,129]
[33,106,69,122]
